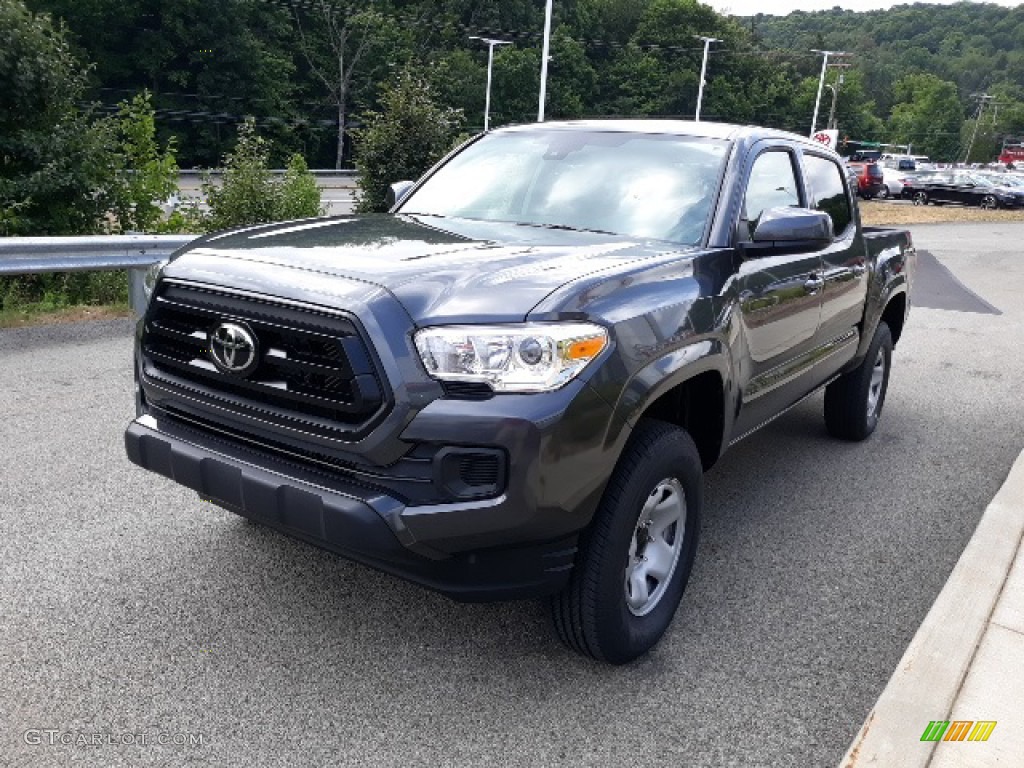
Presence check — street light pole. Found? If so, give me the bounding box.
[538,0,554,122]
[694,36,721,122]
[810,49,846,136]
[469,36,512,131]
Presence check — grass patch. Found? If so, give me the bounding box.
[0,302,132,329]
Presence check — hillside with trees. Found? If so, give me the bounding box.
[12,0,1024,170]
[750,2,1024,160]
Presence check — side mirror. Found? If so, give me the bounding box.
[386,180,415,209]
[743,207,834,253]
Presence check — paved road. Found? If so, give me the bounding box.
[1,223,1022,767]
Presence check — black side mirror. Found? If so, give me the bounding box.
[386,180,415,209]
[742,207,834,254]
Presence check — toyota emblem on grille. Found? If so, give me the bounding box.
[208,322,258,375]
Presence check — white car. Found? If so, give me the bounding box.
[878,167,905,199]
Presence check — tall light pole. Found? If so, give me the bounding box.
[470,36,512,131]
[810,49,846,136]
[538,0,553,122]
[694,36,721,122]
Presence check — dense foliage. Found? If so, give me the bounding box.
[21,0,1021,171]
[752,3,1024,158]
[0,0,113,236]
[203,118,325,230]
[354,72,464,212]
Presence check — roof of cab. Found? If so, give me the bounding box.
[492,119,819,147]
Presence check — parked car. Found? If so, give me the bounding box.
[877,167,907,199]
[847,161,886,199]
[902,171,1024,208]
[127,121,915,663]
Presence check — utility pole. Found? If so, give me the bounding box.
[538,0,553,122]
[469,36,512,131]
[694,36,721,122]
[963,93,995,163]
[826,64,849,130]
[810,50,847,136]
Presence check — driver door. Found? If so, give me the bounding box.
[731,145,825,438]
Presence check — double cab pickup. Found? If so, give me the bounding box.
[126,121,914,663]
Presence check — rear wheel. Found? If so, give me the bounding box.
[980,194,998,210]
[877,186,890,200]
[550,419,702,664]
[912,191,929,206]
[824,322,893,441]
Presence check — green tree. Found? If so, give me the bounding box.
[107,91,179,233]
[204,118,278,230]
[0,0,114,235]
[204,118,324,231]
[354,71,464,213]
[887,74,963,161]
[278,154,325,221]
[291,2,415,168]
[30,0,301,167]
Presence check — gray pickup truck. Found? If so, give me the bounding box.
[126,120,914,663]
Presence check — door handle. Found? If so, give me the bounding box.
[804,275,824,294]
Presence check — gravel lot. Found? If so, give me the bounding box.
[860,198,1024,226]
[1,223,1022,767]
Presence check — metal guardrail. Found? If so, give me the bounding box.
[0,234,199,313]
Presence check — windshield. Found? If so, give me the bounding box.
[398,130,730,245]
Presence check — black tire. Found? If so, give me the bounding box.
[824,321,893,441]
[980,194,998,210]
[550,419,702,664]
[877,186,890,200]
[912,191,928,206]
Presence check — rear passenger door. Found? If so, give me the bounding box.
[801,151,867,374]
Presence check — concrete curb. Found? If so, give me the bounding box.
[840,448,1024,767]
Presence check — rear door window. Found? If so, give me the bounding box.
[804,154,853,235]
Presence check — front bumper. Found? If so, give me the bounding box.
[125,377,616,601]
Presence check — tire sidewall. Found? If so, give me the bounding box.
[586,427,703,662]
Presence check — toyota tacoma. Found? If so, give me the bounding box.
[126,121,915,663]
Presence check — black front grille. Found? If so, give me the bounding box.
[141,281,388,440]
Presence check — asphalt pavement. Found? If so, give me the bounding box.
[1,222,1022,767]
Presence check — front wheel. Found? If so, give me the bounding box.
[824,321,893,441]
[980,194,998,210]
[877,186,890,200]
[550,419,702,664]
[912,191,928,206]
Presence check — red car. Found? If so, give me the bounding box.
[846,162,886,199]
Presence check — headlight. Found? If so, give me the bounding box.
[414,323,609,393]
[143,260,167,301]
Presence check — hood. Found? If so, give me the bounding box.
[167,214,689,325]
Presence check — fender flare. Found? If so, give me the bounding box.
[600,338,735,467]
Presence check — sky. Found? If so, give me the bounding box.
[707,0,1022,16]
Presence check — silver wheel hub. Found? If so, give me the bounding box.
[624,478,687,617]
[867,347,886,418]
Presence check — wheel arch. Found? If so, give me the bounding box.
[609,340,733,472]
[880,290,907,346]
